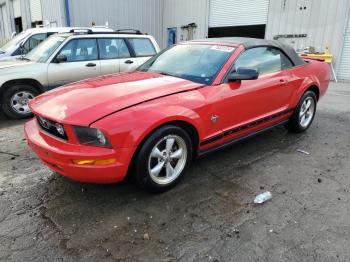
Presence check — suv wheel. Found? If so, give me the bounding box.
[287,90,317,133]
[1,84,39,119]
[134,125,193,193]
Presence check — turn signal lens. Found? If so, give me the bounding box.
[72,158,116,166]
[72,159,95,165]
[94,158,116,165]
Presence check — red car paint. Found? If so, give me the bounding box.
[25,41,330,183]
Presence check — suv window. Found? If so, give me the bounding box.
[98,38,130,59]
[233,47,294,75]
[22,33,47,54]
[58,39,98,62]
[129,38,156,57]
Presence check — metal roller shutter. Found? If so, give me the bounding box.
[30,0,43,22]
[209,0,269,28]
[338,16,350,80]
[12,0,21,18]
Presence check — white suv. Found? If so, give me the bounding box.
[0,27,114,61]
[0,29,160,119]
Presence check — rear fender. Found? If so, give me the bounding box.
[290,75,320,108]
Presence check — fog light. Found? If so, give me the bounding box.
[72,158,116,166]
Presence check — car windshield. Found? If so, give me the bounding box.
[138,44,234,85]
[0,31,31,53]
[25,36,66,62]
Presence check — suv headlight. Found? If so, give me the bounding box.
[73,126,111,148]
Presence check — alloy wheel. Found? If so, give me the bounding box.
[148,135,188,185]
[299,97,315,128]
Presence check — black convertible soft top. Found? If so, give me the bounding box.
[190,37,306,66]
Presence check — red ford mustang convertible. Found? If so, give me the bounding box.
[25,38,329,192]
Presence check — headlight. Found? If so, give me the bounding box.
[73,126,111,148]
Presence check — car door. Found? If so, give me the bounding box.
[214,47,295,143]
[126,38,157,69]
[98,38,133,75]
[47,38,101,88]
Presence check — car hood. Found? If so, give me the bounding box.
[0,59,34,68]
[30,71,203,125]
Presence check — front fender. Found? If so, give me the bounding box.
[92,100,205,149]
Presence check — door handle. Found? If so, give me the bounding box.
[85,63,96,67]
[124,60,134,64]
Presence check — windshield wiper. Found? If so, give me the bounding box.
[157,71,180,78]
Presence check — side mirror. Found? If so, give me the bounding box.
[55,54,68,63]
[228,67,259,81]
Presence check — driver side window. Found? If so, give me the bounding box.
[57,39,98,62]
[232,47,294,75]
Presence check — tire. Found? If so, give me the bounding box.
[133,125,193,193]
[1,84,39,119]
[287,90,317,133]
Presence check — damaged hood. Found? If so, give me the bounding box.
[30,71,202,125]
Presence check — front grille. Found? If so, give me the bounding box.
[36,116,68,140]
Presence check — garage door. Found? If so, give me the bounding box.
[12,0,21,18]
[338,15,350,80]
[29,0,43,22]
[209,0,269,27]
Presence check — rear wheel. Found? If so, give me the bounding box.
[133,125,192,193]
[1,84,39,119]
[287,90,317,133]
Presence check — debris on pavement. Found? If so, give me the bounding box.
[318,178,322,183]
[143,233,150,240]
[297,149,310,155]
[254,191,272,204]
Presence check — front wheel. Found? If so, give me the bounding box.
[1,84,39,119]
[133,125,193,193]
[287,90,317,133]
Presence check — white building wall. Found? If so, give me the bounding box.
[0,2,11,42]
[68,0,162,45]
[265,0,350,72]
[0,0,14,37]
[162,0,209,47]
[41,0,65,27]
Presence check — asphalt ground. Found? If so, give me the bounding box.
[0,81,349,261]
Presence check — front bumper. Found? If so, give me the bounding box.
[24,118,135,183]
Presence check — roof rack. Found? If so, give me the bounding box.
[115,29,143,35]
[69,28,93,34]
[69,28,144,35]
